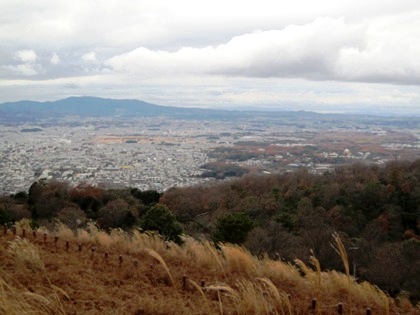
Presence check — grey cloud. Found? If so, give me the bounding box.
[4,64,40,76]
[105,16,420,86]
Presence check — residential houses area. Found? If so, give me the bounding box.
[1,116,418,195]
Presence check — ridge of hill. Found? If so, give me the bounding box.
[1,222,418,315]
[1,97,419,131]
[2,96,419,121]
[0,96,250,120]
[0,96,190,117]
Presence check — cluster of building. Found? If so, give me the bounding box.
[1,115,418,195]
[0,118,224,194]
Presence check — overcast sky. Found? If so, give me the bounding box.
[1,0,420,114]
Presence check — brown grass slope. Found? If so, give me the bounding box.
[0,222,419,315]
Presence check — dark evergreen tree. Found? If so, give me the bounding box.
[212,212,254,245]
[141,204,183,244]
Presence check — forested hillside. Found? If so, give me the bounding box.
[161,160,420,302]
[1,160,419,302]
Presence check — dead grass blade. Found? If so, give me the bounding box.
[145,248,174,286]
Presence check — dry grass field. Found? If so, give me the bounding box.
[1,221,419,315]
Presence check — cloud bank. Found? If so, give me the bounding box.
[106,17,420,85]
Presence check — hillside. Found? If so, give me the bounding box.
[160,160,420,302]
[1,222,419,315]
[1,160,419,307]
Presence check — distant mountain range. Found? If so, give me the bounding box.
[0,96,326,121]
[0,97,418,127]
[0,96,217,118]
[5,96,315,123]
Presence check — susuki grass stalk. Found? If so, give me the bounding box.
[206,283,238,315]
[309,253,322,315]
[221,244,258,276]
[257,277,287,315]
[7,237,45,272]
[189,279,211,314]
[54,222,75,241]
[206,283,239,300]
[331,233,350,281]
[309,254,321,291]
[217,290,223,315]
[381,290,390,315]
[145,248,174,286]
[203,240,226,276]
[257,277,282,303]
[332,232,352,314]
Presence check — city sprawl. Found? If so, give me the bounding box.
[1,115,419,195]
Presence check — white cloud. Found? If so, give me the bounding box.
[4,50,41,76]
[82,51,97,63]
[14,50,38,63]
[50,53,61,65]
